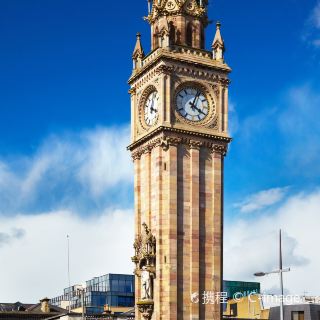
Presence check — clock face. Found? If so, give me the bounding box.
[176,87,209,122]
[144,91,159,126]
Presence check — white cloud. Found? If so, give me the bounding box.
[78,127,132,197]
[278,85,320,174]
[311,2,320,29]
[0,126,133,214]
[0,208,134,302]
[235,187,289,213]
[225,189,320,296]
[0,125,135,302]
[304,1,320,48]
[0,228,25,248]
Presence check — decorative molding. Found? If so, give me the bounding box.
[137,300,154,320]
[210,144,228,156]
[128,47,231,86]
[189,140,202,150]
[128,87,136,95]
[173,64,230,85]
[146,0,208,24]
[210,83,220,99]
[208,114,219,130]
[155,65,174,75]
[129,127,230,160]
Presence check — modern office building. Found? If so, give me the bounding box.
[51,275,259,316]
[50,274,134,315]
[223,280,261,299]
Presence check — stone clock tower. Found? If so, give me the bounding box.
[129,1,231,319]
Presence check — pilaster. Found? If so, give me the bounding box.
[190,141,201,319]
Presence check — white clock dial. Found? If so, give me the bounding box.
[176,87,209,122]
[144,91,159,126]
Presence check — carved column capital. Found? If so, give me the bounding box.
[160,136,182,151]
[210,144,228,156]
[129,87,137,95]
[189,140,203,150]
[156,65,174,76]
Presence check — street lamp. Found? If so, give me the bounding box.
[77,285,86,320]
[254,229,290,320]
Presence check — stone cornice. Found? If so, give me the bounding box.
[128,126,231,160]
[128,46,231,85]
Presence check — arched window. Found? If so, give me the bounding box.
[200,24,205,49]
[153,27,159,49]
[186,23,193,47]
[169,22,175,45]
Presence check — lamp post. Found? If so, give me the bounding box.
[254,229,290,320]
[77,286,86,320]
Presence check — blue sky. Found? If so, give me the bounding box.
[0,0,320,301]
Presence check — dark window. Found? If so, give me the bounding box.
[153,27,159,49]
[186,23,193,47]
[200,25,205,49]
[169,22,175,45]
[292,311,304,320]
[230,303,238,317]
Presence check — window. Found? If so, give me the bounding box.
[111,280,119,291]
[230,303,238,317]
[169,22,175,45]
[186,23,193,47]
[292,311,304,320]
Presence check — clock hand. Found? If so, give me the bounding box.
[189,91,201,110]
[193,105,206,116]
[150,98,156,114]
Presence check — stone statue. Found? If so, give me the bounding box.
[141,266,152,300]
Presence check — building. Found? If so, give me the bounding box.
[223,294,270,319]
[269,304,320,320]
[0,298,67,319]
[50,274,134,315]
[224,281,261,300]
[128,0,231,319]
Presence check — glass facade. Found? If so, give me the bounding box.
[223,280,260,299]
[50,274,134,315]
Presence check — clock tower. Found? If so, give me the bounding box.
[129,1,231,319]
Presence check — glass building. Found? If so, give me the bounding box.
[223,280,260,299]
[51,274,134,315]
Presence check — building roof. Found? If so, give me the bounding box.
[0,301,68,320]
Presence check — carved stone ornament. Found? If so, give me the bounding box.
[132,223,156,320]
[146,0,208,24]
[129,128,230,160]
[137,300,154,320]
[132,223,156,274]
[155,65,174,76]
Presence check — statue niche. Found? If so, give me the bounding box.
[132,222,156,320]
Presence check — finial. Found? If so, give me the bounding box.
[212,21,225,62]
[132,32,145,70]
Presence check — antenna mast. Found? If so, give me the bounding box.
[67,235,71,313]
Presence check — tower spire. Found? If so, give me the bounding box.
[132,33,145,70]
[212,21,225,62]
